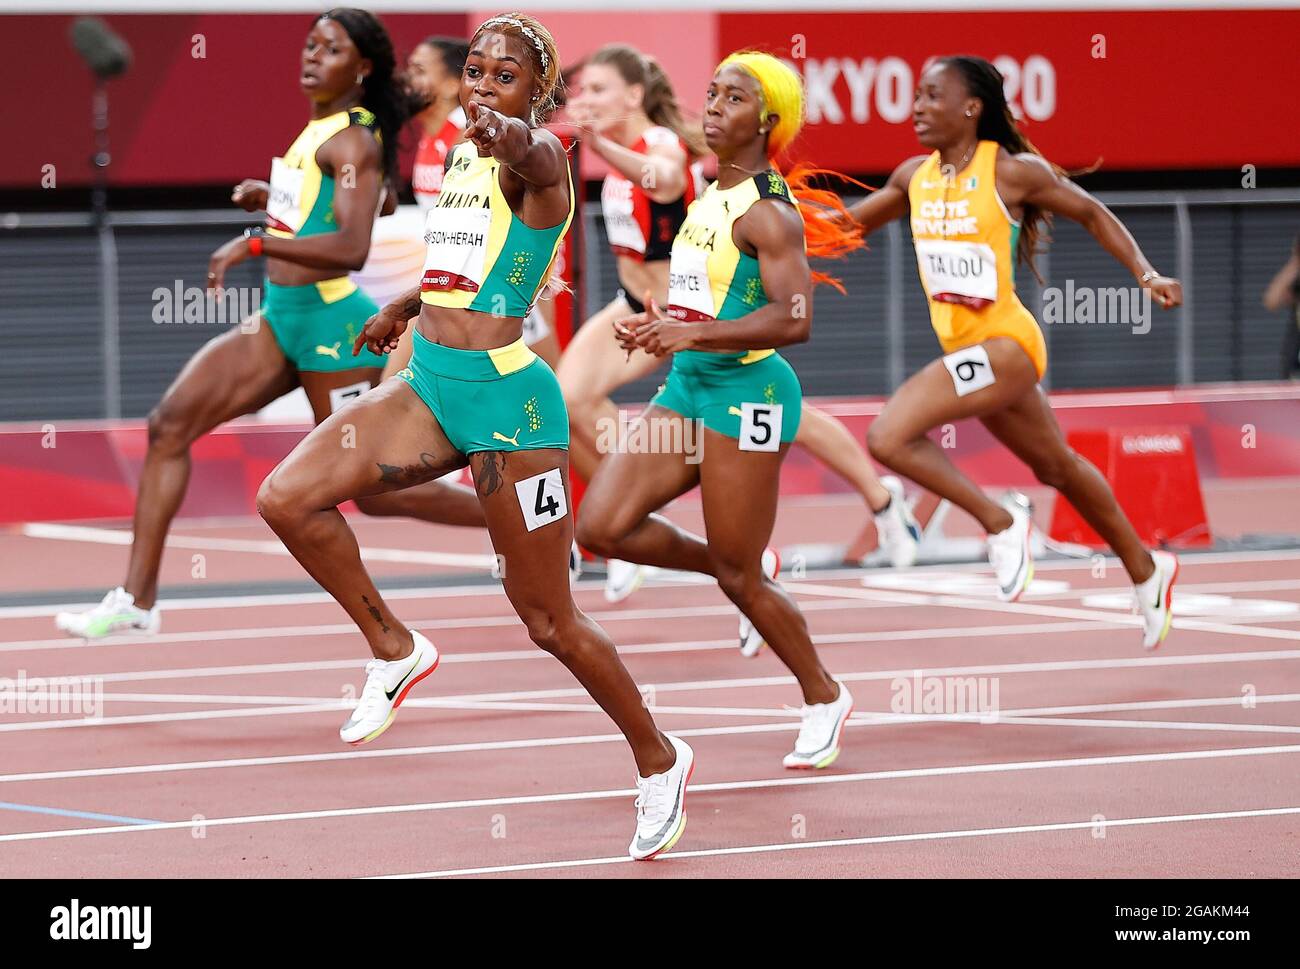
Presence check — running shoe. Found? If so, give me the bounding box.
[340,631,440,745]
[629,734,694,860]
[783,680,854,769]
[604,558,644,603]
[55,587,160,640]
[873,475,922,568]
[739,547,781,658]
[1135,549,1179,650]
[987,493,1034,602]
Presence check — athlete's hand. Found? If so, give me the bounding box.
[353,306,408,357]
[464,100,511,155]
[207,236,250,292]
[633,297,697,357]
[612,309,647,354]
[231,180,270,212]
[1142,274,1183,310]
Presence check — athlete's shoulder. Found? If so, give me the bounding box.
[347,106,379,131]
[754,169,796,206]
[896,153,934,187]
[998,150,1059,187]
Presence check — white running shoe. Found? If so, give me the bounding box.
[340,631,440,745]
[568,541,583,586]
[629,734,694,860]
[783,680,854,769]
[55,587,160,640]
[604,558,644,603]
[739,547,781,658]
[873,475,921,568]
[1135,549,1179,650]
[987,493,1034,602]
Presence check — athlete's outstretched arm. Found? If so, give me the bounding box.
[1000,153,1182,308]
[208,126,383,287]
[464,101,567,187]
[577,125,687,204]
[627,199,812,355]
[843,155,926,235]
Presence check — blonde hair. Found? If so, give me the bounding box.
[472,12,562,125]
[717,50,803,157]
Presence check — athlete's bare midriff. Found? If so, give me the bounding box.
[416,303,528,351]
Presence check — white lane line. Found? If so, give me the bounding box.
[371,806,1300,879]
[3,544,1298,621]
[791,581,1300,642]
[20,522,495,569]
[9,647,1300,731]
[2,743,1297,845]
[9,693,1297,785]
[0,599,874,654]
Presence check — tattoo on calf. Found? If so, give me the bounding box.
[360,594,391,634]
[477,451,506,497]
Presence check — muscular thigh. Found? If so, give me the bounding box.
[579,405,701,535]
[698,430,787,568]
[875,336,1039,439]
[157,314,298,432]
[268,376,466,507]
[978,383,1072,471]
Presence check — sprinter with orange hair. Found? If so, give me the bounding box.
[578,51,861,769]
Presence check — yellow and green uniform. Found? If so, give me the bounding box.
[652,169,803,446]
[399,144,573,455]
[261,107,385,373]
[907,139,1047,378]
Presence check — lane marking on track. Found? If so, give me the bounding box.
[8,647,1300,731]
[0,800,160,826]
[5,693,1299,785]
[370,805,1300,879]
[21,522,496,569]
[3,545,1299,620]
[2,744,1298,845]
[0,599,874,654]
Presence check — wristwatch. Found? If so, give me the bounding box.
[243,226,265,257]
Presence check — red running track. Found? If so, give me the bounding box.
[1,512,1299,878]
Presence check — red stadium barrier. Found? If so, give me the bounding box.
[1049,426,1211,548]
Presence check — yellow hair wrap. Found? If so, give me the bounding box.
[717,51,804,156]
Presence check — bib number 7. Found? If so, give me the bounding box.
[514,467,568,532]
[737,402,783,452]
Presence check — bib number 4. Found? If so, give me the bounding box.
[514,467,568,532]
[737,402,783,452]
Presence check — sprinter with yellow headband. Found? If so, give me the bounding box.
[257,14,694,863]
[579,50,863,770]
[847,55,1183,648]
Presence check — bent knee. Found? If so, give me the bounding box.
[1031,451,1081,491]
[256,468,303,526]
[866,421,904,466]
[146,400,200,453]
[517,606,573,655]
[712,558,765,605]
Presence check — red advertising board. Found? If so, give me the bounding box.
[717,9,1300,172]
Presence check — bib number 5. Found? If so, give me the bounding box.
[941,345,996,398]
[737,402,783,452]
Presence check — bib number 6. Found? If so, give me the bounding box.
[941,345,996,398]
[737,402,783,452]
[514,467,568,532]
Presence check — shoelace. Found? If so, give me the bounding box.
[634,771,673,822]
[355,659,389,716]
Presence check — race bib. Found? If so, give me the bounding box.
[328,380,371,413]
[601,177,646,256]
[915,239,998,309]
[737,402,783,452]
[266,157,305,235]
[421,205,491,295]
[514,467,567,532]
[942,345,996,397]
[666,246,714,322]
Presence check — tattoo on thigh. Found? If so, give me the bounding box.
[360,594,390,634]
[376,452,451,487]
[477,451,506,497]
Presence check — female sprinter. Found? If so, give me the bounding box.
[848,56,1181,648]
[561,46,920,605]
[256,14,692,861]
[577,51,861,769]
[57,8,415,640]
